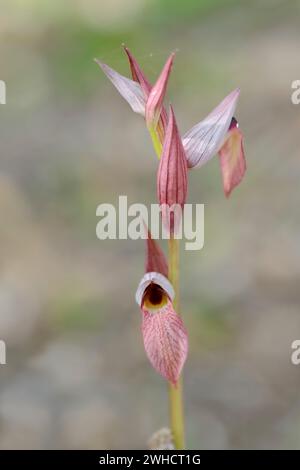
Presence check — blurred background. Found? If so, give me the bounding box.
[0,0,300,449]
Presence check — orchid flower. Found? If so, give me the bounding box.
[135,231,188,385]
[95,48,246,197]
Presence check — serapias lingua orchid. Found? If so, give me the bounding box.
[135,231,188,385]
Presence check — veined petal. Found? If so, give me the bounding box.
[123,48,169,145]
[218,118,246,197]
[157,106,188,233]
[135,272,174,307]
[142,297,188,385]
[144,226,168,277]
[123,46,152,97]
[182,89,240,168]
[156,107,168,145]
[145,53,175,130]
[95,59,145,116]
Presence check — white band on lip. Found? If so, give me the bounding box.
[135,272,175,307]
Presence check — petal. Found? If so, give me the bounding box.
[95,59,145,116]
[218,118,246,197]
[145,53,175,129]
[144,225,168,277]
[156,107,168,145]
[123,46,152,97]
[123,47,169,144]
[157,105,188,233]
[182,89,240,168]
[142,299,188,385]
[135,272,174,307]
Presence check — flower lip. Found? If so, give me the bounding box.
[145,284,165,305]
[135,272,175,307]
[142,284,168,311]
[142,297,188,385]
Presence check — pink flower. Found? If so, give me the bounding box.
[182,89,240,168]
[96,48,246,197]
[135,232,188,385]
[182,89,246,197]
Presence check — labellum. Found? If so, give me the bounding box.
[136,272,188,386]
[135,231,188,385]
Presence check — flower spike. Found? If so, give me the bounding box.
[218,117,246,197]
[94,59,145,116]
[157,105,188,234]
[182,88,240,168]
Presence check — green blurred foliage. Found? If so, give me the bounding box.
[49,288,106,332]
[152,0,238,21]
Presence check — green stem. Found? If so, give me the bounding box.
[150,124,185,448]
[168,237,185,449]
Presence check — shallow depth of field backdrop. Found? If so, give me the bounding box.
[0,0,300,449]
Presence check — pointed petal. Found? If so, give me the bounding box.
[157,106,188,233]
[95,59,145,116]
[218,118,246,197]
[144,225,168,277]
[123,48,169,144]
[145,53,175,129]
[142,299,188,385]
[123,46,152,97]
[182,89,240,168]
[135,272,174,307]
